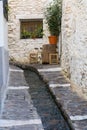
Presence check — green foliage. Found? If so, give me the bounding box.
[3,0,9,21]
[35,26,43,38]
[5,4,10,12]
[21,26,43,39]
[21,29,31,39]
[45,0,62,36]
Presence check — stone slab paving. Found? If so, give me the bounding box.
[2,90,40,120]
[0,64,70,130]
[9,72,28,87]
[0,124,43,130]
[1,63,87,130]
[31,64,87,130]
[39,71,69,84]
[0,65,43,130]
[9,64,28,87]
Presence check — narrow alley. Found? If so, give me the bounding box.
[0,0,87,130]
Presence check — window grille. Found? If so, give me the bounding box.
[20,19,43,39]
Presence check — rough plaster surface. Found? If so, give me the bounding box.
[62,0,87,94]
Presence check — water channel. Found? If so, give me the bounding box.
[24,69,71,130]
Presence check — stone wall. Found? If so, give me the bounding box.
[62,0,87,95]
[8,0,50,64]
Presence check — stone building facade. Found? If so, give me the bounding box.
[8,0,50,64]
[62,0,87,95]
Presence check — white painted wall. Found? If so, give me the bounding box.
[0,0,9,115]
[0,0,8,83]
[0,1,8,49]
[0,1,4,47]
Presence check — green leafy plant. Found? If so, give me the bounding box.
[35,26,43,38]
[21,26,43,39]
[21,29,31,39]
[3,0,9,21]
[44,0,62,36]
[5,4,10,12]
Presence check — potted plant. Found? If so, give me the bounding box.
[45,0,62,44]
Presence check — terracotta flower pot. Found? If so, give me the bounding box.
[48,36,58,44]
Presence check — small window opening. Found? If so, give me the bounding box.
[20,19,43,39]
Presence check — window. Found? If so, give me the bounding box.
[20,19,43,39]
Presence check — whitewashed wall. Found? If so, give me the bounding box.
[61,0,87,95]
[0,0,9,115]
